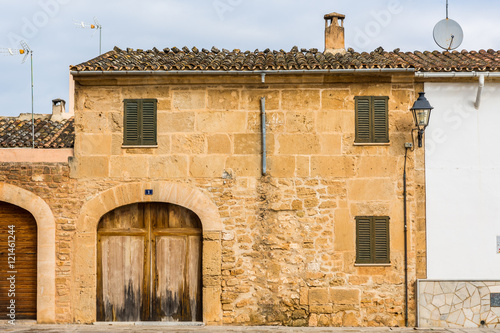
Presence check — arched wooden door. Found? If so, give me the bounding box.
[97,202,202,322]
[0,202,37,319]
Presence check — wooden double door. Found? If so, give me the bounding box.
[97,202,202,322]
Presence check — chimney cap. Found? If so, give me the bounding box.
[324,12,345,20]
[52,98,65,104]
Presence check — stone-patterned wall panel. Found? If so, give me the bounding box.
[418,280,500,328]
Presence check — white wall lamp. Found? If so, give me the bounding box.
[411,92,434,148]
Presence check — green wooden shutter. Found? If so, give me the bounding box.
[355,97,371,143]
[356,216,373,263]
[123,99,157,146]
[356,216,390,264]
[373,97,389,143]
[124,100,139,145]
[141,99,157,145]
[373,216,390,263]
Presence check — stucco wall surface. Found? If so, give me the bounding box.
[424,82,500,279]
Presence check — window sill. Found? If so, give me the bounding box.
[354,263,391,267]
[122,145,158,149]
[353,142,390,146]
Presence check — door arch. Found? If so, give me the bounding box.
[0,183,56,323]
[97,202,202,322]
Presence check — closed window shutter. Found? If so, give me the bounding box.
[373,216,390,263]
[356,216,372,263]
[355,97,371,143]
[141,99,157,145]
[124,100,139,145]
[355,96,389,143]
[373,97,389,143]
[123,99,157,146]
[356,216,390,264]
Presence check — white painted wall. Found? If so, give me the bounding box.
[425,82,500,279]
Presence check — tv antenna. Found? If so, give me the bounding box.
[0,41,35,148]
[433,0,463,50]
[76,17,102,55]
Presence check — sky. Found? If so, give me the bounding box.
[0,0,499,117]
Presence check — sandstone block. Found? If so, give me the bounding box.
[203,240,222,276]
[241,90,280,110]
[356,156,398,178]
[300,287,309,305]
[234,133,260,155]
[172,90,206,110]
[311,156,355,178]
[73,156,109,178]
[342,311,360,326]
[310,305,333,313]
[278,134,320,155]
[207,134,231,154]
[226,155,261,177]
[321,89,351,110]
[334,209,354,252]
[285,112,315,133]
[157,135,171,154]
[282,90,320,111]
[203,286,222,323]
[208,89,239,110]
[247,112,285,133]
[268,155,295,178]
[78,111,110,133]
[296,156,310,177]
[149,156,188,178]
[389,89,412,111]
[157,98,172,111]
[320,134,342,155]
[158,111,195,132]
[197,112,246,133]
[189,155,225,178]
[309,287,329,305]
[330,288,360,305]
[77,134,112,156]
[171,134,205,154]
[347,178,395,201]
[316,111,342,132]
[349,83,392,97]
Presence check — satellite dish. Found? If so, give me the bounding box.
[433,18,463,50]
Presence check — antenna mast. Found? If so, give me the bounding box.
[75,17,103,55]
[446,0,449,19]
[0,41,35,148]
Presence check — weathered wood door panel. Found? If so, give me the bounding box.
[100,236,145,321]
[97,202,201,322]
[0,202,37,320]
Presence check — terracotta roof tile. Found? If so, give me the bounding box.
[70,46,500,72]
[0,117,74,148]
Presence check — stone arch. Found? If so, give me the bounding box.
[0,183,56,323]
[73,182,222,324]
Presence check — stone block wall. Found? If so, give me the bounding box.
[418,280,500,328]
[0,73,426,326]
[0,162,76,322]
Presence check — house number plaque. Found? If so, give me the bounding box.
[145,189,153,195]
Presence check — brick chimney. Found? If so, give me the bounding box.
[324,12,346,55]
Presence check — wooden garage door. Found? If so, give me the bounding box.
[0,202,37,319]
[97,202,202,322]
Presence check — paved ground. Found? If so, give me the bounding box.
[0,323,499,333]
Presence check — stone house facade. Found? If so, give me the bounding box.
[2,13,499,327]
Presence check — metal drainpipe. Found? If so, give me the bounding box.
[403,146,409,327]
[474,74,485,109]
[260,97,266,175]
